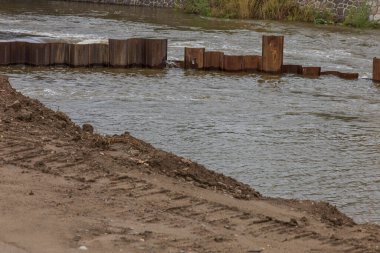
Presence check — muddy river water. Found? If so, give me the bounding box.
[1,0,380,224]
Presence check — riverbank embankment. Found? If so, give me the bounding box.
[61,0,380,24]
[1,75,380,252]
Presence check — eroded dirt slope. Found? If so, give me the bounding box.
[0,75,379,253]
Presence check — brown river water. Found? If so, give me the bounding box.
[1,0,380,224]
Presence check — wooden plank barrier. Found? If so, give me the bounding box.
[109,39,128,67]
[89,43,109,66]
[262,35,284,73]
[126,38,145,67]
[243,55,261,72]
[10,41,27,65]
[0,42,11,65]
[281,64,303,75]
[373,58,380,82]
[184,47,205,69]
[69,44,89,67]
[145,39,167,68]
[204,51,224,70]
[26,43,50,66]
[320,71,359,80]
[50,43,69,65]
[223,55,243,72]
[303,67,321,77]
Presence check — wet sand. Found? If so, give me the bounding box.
[0,75,380,252]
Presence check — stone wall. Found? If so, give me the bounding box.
[297,0,380,21]
[62,0,183,8]
[63,0,380,20]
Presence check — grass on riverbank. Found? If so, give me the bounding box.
[183,0,379,28]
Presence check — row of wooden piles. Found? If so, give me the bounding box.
[183,35,380,82]
[0,38,167,68]
[0,36,379,82]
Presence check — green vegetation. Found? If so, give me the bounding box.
[343,3,379,28]
[183,0,378,28]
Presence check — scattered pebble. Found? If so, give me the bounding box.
[79,245,88,250]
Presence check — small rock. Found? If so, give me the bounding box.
[9,100,21,111]
[78,245,88,250]
[16,110,32,121]
[28,190,34,196]
[247,249,263,253]
[214,236,224,242]
[82,123,94,134]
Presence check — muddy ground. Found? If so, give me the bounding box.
[0,75,379,253]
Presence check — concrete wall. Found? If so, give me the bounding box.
[297,0,380,21]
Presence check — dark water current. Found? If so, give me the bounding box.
[1,0,380,224]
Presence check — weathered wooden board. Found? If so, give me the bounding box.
[69,44,89,67]
[145,39,167,68]
[26,43,50,66]
[10,41,27,65]
[242,55,261,72]
[281,64,303,75]
[373,58,380,82]
[262,35,284,73]
[0,42,11,65]
[50,43,69,65]
[303,67,321,77]
[204,51,224,70]
[223,55,243,72]
[320,71,359,80]
[89,43,109,66]
[109,39,128,67]
[184,47,205,69]
[126,38,145,67]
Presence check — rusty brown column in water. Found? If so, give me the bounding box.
[184,47,205,69]
[204,51,224,71]
[89,43,109,67]
[109,39,128,67]
[223,55,243,72]
[303,67,321,77]
[69,44,89,67]
[281,64,303,75]
[261,35,284,73]
[374,58,380,82]
[243,55,261,72]
[10,41,27,65]
[26,43,50,66]
[0,42,11,65]
[145,39,167,68]
[50,43,69,66]
[126,38,145,68]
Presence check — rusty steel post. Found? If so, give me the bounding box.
[204,51,224,71]
[145,39,167,68]
[373,58,380,82]
[0,42,11,65]
[26,43,50,66]
[262,35,284,73]
[243,55,261,72]
[109,39,128,67]
[281,64,303,75]
[184,47,205,69]
[223,55,243,72]
[89,43,109,67]
[303,67,321,77]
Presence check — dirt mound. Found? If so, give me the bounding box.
[2,75,380,253]
[0,75,260,199]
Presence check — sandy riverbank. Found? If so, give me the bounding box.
[0,75,379,252]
